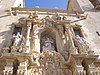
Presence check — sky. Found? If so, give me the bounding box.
[25,0,68,10]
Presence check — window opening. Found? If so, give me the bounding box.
[73,28,83,37]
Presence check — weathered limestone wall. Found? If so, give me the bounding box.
[68,0,100,57]
[82,11,100,56]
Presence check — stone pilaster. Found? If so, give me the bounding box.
[82,55,99,75]
[87,63,97,75]
[76,62,86,75]
[17,59,28,75]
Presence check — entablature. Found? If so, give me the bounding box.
[10,7,87,18]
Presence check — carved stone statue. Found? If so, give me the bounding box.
[42,37,55,52]
[13,32,22,46]
[74,35,88,53]
[14,32,22,46]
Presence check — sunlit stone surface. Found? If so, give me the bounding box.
[0,0,100,75]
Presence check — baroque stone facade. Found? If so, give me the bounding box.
[0,0,100,75]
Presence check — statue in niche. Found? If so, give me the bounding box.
[13,32,22,46]
[74,35,88,53]
[6,32,24,53]
[41,37,56,52]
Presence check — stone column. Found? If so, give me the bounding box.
[17,59,28,75]
[87,63,98,75]
[25,22,32,53]
[64,24,76,54]
[73,55,86,75]
[76,58,86,75]
[83,55,98,75]
[31,24,40,53]
[3,59,14,75]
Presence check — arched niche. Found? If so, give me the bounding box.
[40,28,62,53]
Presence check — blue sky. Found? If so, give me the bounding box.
[25,0,68,10]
